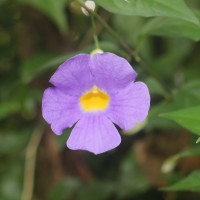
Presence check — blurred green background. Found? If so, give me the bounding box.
[1,0,200,200]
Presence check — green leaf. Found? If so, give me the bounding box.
[94,0,199,24]
[18,0,68,32]
[142,15,200,41]
[162,171,200,191]
[161,106,200,135]
[148,80,200,130]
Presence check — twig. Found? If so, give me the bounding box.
[77,0,141,62]
[77,10,110,49]
[21,127,43,200]
[91,13,100,49]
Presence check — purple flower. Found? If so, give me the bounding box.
[42,52,150,154]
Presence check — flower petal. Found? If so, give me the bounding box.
[106,82,150,130]
[90,52,137,93]
[50,54,94,96]
[67,114,121,154]
[42,87,82,135]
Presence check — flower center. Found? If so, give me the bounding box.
[80,86,110,112]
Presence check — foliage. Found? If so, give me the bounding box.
[0,0,200,199]
[161,106,200,136]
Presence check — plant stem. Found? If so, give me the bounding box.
[90,13,100,49]
[21,127,43,200]
[95,13,141,62]
[78,0,141,62]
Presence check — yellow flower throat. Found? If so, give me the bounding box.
[80,86,110,112]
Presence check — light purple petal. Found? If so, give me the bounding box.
[42,87,82,135]
[67,114,121,154]
[106,82,150,130]
[90,52,137,93]
[50,54,94,96]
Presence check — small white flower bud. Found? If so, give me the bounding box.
[81,0,96,16]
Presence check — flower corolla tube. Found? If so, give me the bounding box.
[42,52,150,154]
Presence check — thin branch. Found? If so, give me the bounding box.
[77,0,141,62]
[21,127,43,200]
[91,13,100,49]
